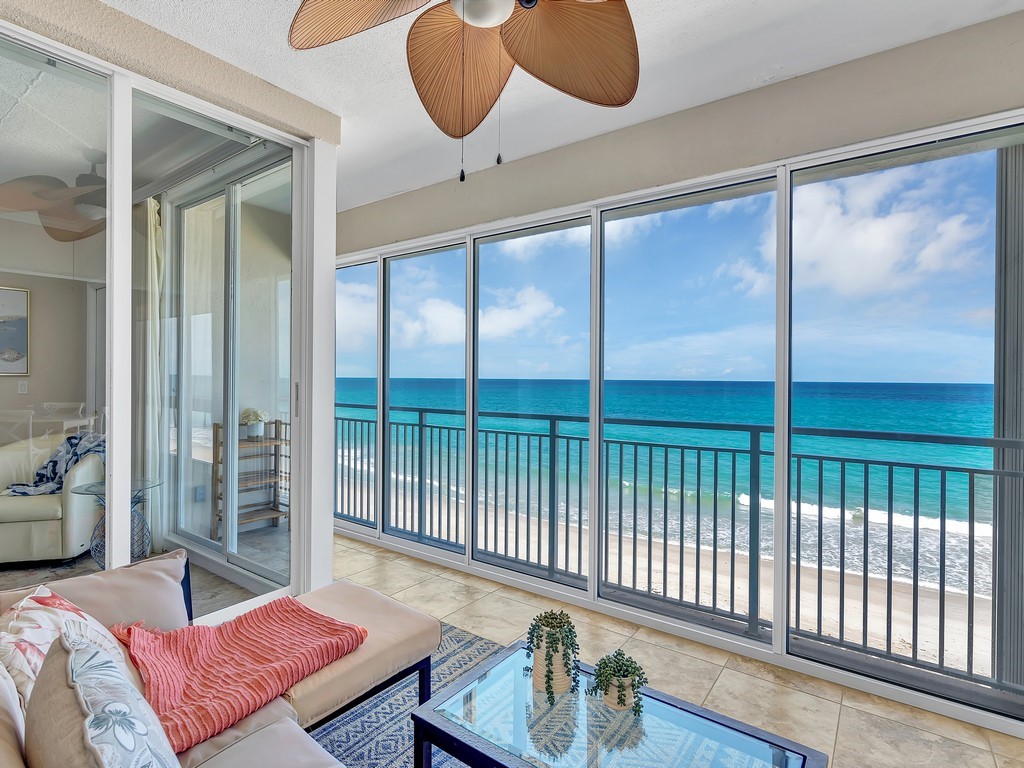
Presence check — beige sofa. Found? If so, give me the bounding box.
[0,550,442,767]
[0,434,104,564]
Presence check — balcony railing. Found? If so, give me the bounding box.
[335,401,1020,708]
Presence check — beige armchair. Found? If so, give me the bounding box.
[0,433,104,564]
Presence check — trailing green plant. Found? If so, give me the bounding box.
[524,610,580,705]
[587,649,648,716]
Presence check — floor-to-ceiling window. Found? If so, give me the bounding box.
[601,181,777,638]
[333,117,1024,725]
[474,220,592,587]
[335,262,378,528]
[385,246,467,550]
[788,127,1024,716]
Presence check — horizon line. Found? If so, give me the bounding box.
[335,376,995,386]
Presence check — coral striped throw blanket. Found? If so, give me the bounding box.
[111,597,367,752]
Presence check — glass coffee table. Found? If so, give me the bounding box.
[412,642,827,768]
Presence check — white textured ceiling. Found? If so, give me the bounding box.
[96,0,1024,212]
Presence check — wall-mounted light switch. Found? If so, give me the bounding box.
[17,381,27,395]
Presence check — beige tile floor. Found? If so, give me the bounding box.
[334,532,1024,768]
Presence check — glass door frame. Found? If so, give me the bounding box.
[0,17,335,605]
[163,144,293,585]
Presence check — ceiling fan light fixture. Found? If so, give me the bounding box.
[73,203,107,221]
[451,0,516,28]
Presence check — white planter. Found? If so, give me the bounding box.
[531,634,574,697]
[602,677,635,711]
[248,421,265,441]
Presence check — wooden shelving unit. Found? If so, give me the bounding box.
[210,419,290,540]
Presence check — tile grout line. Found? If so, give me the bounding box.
[700,663,728,708]
[832,704,844,763]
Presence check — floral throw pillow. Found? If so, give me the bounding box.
[0,585,122,712]
[61,625,177,768]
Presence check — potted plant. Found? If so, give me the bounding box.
[240,408,269,441]
[525,610,580,705]
[588,649,647,716]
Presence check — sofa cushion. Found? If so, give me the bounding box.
[286,580,441,728]
[51,549,190,631]
[0,586,126,713]
[0,494,62,523]
[176,697,298,768]
[0,435,64,493]
[184,717,339,768]
[0,549,191,631]
[0,664,25,768]
[23,627,177,768]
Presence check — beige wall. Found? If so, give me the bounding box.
[0,268,87,413]
[337,11,1024,253]
[0,217,104,282]
[0,0,339,144]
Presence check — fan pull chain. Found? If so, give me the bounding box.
[459,20,466,183]
[496,28,503,166]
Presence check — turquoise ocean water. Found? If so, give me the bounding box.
[336,379,996,592]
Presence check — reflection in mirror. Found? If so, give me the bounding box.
[0,37,109,592]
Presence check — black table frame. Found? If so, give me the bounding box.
[411,641,828,768]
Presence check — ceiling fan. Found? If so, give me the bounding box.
[0,149,106,243]
[289,0,639,140]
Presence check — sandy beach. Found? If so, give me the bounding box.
[444,505,991,677]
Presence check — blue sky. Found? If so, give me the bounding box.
[337,149,997,384]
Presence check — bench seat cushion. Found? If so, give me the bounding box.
[183,717,339,768]
[0,494,62,523]
[176,697,298,768]
[286,580,441,728]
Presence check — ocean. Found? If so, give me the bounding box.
[336,379,996,594]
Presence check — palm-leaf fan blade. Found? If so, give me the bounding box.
[290,0,429,50]
[501,0,639,107]
[407,2,515,139]
[39,201,106,243]
[0,176,72,213]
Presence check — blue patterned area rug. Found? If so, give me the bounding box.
[312,623,501,768]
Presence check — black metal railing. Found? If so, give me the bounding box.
[334,402,1017,705]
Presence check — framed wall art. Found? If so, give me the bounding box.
[0,287,29,375]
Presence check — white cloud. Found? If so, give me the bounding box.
[716,259,773,297]
[711,163,990,301]
[788,166,988,298]
[916,213,985,273]
[479,286,564,340]
[605,214,659,247]
[707,195,764,220]
[393,298,465,348]
[496,226,589,262]
[335,280,376,352]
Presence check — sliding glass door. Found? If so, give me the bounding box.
[385,246,467,550]
[474,220,592,587]
[335,262,378,527]
[601,181,776,637]
[788,127,1024,717]
[165,137,293,586]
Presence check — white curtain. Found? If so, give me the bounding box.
[132,198,166,550]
